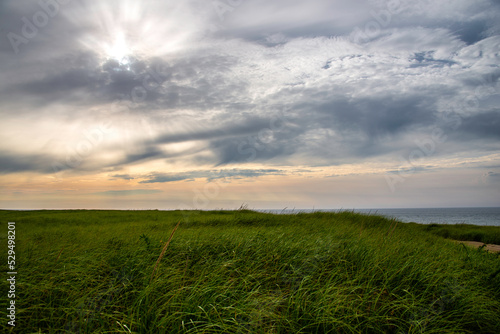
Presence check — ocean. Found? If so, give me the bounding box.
[260,207,500,226]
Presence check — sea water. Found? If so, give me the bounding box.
[353,207,500,226]
[261,207,500,226]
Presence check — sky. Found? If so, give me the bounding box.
[0,0,499,210]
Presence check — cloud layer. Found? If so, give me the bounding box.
[1,0,499,208]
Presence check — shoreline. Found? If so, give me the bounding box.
[453,240,500,253]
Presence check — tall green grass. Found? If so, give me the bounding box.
[416,223,500,244]
[1,210,499,333]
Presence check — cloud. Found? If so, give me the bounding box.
[386,166,435,175]
[409,51,458,68]
[0,150,64,174]
[0,0,499,179]
[482,170,500,186]
[459,111,500,139]
[93,189,162,196]
[111,174,135,180]
[485,171,500,179]
[139,169,285,184]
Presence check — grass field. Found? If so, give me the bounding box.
[1,209,500,333]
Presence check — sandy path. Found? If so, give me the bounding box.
[453,240,500,253]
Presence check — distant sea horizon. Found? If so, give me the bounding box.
[259,207,500,226]
[3,207,500,226]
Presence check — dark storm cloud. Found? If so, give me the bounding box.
[154,117,272,145]
[108,80,494,168]
[209,136,292,165]
[2,50,248,113]
[0,0,87,55]
[458,111,500,139]
[200,89,441,165]
[0,150,65,174]
[314,95,437,139]
[449,20,488,45]
[122,145,165,164]
[151,90,441,166]
[106,113,299,167]
[204,113,304,165]
[3,55,170,106]
[22,68,92,94]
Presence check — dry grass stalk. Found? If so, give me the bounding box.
[56,246,64,261]
[385,219,398,239]
[150,220,181,282]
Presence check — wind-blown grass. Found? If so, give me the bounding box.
[416,223,500,244]
[1,210,499,333]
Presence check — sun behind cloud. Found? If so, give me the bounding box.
[70,0,203,64]
[104,31,132,65]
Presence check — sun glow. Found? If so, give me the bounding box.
[105,32,132,65]
[69,1,201,66]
